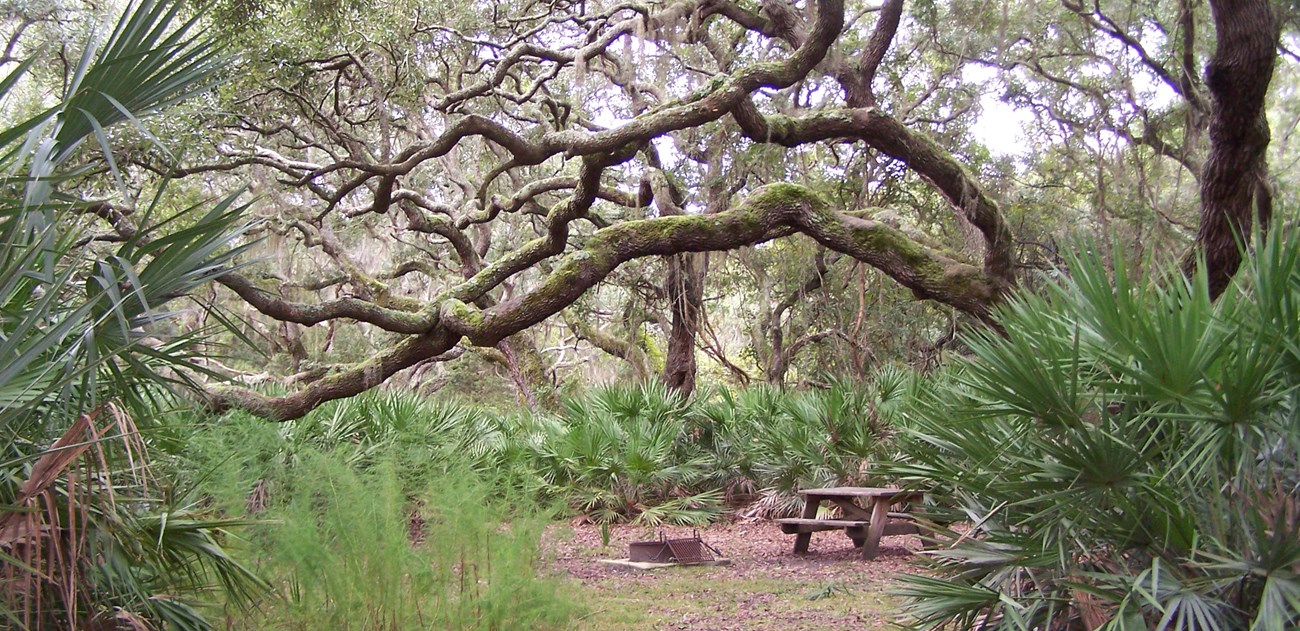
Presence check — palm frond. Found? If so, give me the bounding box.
[889,227,1300,630]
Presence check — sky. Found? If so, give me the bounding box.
[965,65,1034,158]
[971,95,1034,157]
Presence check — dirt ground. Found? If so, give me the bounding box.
[545,520,925,630]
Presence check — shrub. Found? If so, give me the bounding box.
[528,382,723,525]
[695,373,908,518]
[888,232,1300,630]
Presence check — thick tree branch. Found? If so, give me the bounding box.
[845,0,903,107]
[209,183,993,420]
[442,183,994,348]
[732,107,1016,296]
[206,330,456,421]
[216,273,436,333]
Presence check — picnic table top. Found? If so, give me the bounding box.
[796,486,925,499]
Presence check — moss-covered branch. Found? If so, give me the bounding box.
[442,183,994,348]
[205,330,457,421]
[211,182,996,421]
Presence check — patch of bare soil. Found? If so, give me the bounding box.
[544,520,925,630]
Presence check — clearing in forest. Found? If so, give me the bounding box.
[547,521,921,630]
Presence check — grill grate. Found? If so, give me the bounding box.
[627,531,721,565]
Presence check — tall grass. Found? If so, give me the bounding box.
[243,457,571,630]
[182,410,578,630]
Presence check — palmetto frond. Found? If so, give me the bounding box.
[888,230,1300,630]
[0,1,265,628]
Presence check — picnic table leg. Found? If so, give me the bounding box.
[861,498,892,560]
[793,497,819,554]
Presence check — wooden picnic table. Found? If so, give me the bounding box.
[774,487,926,560]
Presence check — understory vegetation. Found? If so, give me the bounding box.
[889,230,1300,630]
[181,373,907,528]
[142,374,903,628]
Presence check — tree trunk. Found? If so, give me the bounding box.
[1184,0,1279,297]
[495,332,556,411]
[662,252,706,396]
[765,331,790,385]
[761,251,830,386]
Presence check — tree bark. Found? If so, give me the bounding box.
[478,332,555,411]
[662,252,706,395]
[1183,0,1279,297]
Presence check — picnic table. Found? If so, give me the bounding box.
[774,487,926,560]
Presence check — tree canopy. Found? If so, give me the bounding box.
[6,0,1290,419]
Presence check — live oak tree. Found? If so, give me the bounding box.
[932,0,1284,295]
[68,0,1285,419]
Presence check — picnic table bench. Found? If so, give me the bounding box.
[774,487,926,560]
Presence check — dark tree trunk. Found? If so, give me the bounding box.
[496,332,556,411]
[766,328,789,386]
[766,330,837,385]
[1184,0,1279,297]
[760,252,830,386]
[662,252,706,396]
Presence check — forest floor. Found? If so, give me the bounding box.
[545,520,923,630]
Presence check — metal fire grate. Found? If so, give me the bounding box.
[627,531,721,565]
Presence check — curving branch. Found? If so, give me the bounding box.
[162,0,1085,421]
[731,107,1016,296]
[563,311,652,380]
[206,183,994,420]
[216,273,436,333]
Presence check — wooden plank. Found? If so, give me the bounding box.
[775,518,917,536]
[862,497,893,560]
[774,518,870,527]
[777,523,865,534]
[774,517,920,533]
[798,487,925,500]
[775,518,869,534]
[793,493,820,554]
[796,486,880,495]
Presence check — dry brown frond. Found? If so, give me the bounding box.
[0,403,153,629]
